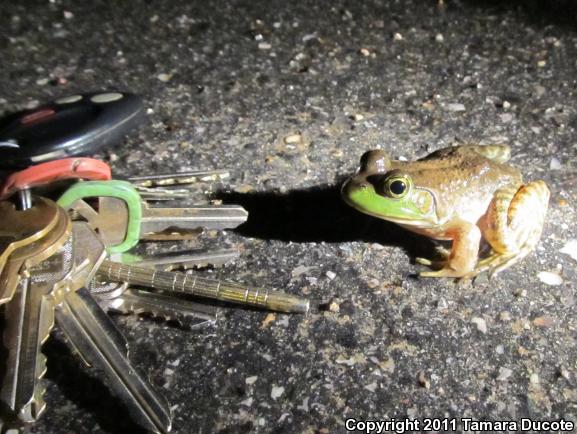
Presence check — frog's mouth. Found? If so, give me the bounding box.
[342,177,439,227]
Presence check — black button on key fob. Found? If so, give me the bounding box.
[0,92,144,169]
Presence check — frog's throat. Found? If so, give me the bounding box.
[344,185,440,227]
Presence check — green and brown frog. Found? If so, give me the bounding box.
[342,145,550,278]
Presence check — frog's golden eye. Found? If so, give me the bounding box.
[383,175,412,199]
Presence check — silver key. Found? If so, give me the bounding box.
[93,282,219,328]
[98,197,248,242]
[60,180,248,245]
[90,248,238,327]
[55,221,172,433]
[128,169,230,200]
[113,248,240,270]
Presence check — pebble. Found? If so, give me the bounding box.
[157,73,172,82]
[393,32,403,41]
[284,133,303,144]
[407,407,418,418]
[366,278,380,289]
[435,33,444,43]
[500,113,513,123]
[537,271,563,286]
[240,397,253,406]
[297,397,309,411]
[325,271,336,280]
[560,240,577,261]
[502,100,511,109]
[245,376,258,385]
[291,265,316,278]
[329,301,340,313]
[359,48,371,56]
[530,373,540,385]
[271,385,285,399]
[532,316,553,328]
[446,103,465,112]
[364,382,378,392]
[417,371,430,388]
[550,157,562,170]
[499,311,511,322]
[495,345,504,355]
[63,10,74,19]
[498,367,513,381]
[258,42,272,50]
[537,60,547,67]
[261,313,276,328]
[471,317,487,333]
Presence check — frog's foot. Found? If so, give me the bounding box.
[418,221,482,278]
[463,250,530,279]
[415,244,451,267]
[420,267,469,278]
[478,180,550,276]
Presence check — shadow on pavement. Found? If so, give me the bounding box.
[217,184,438,262]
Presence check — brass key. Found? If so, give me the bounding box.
[0,199,71,422]
[97,260,310,314]
[0,200,171,433]
[0,198,62,304]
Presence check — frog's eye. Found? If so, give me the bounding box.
[383,175,412,199]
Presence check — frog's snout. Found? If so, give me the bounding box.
[360,150,390,174]
[341,176,369,201]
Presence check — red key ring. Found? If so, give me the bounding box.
[0,157,112,200]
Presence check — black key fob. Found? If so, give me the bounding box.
[0,91,144,169]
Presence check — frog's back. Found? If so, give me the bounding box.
[395,145,520,184]
[392,145,522,223]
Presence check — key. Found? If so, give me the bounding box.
[57,180,248,253]
[115,248,240,270]
[0,199,71,422]
[0,197,69,306]
[128,169,230,201]
[96,260,310,314]
[89,248,238,327]
[93,282,219,329]
[0,201,171,433]
[54,221,172,433]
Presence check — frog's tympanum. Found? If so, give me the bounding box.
[342,145,550,278]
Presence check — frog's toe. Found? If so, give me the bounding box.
[419,267,466,278]
[435,245,451,259]
[469,251,522,278]
[416,257,448,269]
[416,257,433,266]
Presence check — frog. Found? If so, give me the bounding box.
[341,144,550,278]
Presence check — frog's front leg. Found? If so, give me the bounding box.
[419,221,481,278]
[472,180,550,278]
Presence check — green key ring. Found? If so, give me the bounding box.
[57,180,142,254]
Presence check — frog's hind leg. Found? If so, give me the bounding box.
[471,180,550,278]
